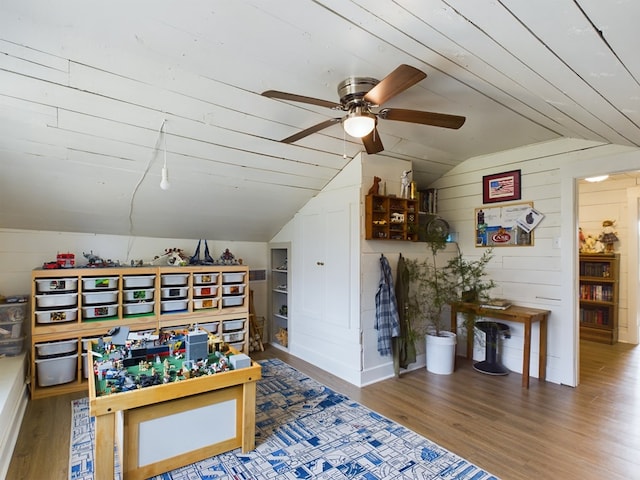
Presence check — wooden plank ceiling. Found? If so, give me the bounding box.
[0,0,638,242]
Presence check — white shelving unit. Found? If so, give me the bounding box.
[269,244,289,351]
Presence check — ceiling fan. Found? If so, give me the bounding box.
[262,64,465,154]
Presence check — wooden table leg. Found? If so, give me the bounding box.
[241,381,257,453]
[539,316,548,382]
[522,320,532,388]
[94,411,115,480]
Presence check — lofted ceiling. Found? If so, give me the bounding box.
[1,1,639,242]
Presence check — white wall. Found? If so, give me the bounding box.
[359,155,459,384]
[432,138,640,386]
[0,229,269,317]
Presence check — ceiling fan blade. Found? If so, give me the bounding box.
[379,108,466,129]
[281,117,343,144]
[262,90,342,109]
[363,64,427,106]
[361,127,384,154]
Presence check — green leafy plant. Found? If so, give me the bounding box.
[405,239,458,338]
[445,246,497,344]
[405,241,496,343]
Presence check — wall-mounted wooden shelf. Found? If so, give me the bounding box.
[365,194,418,241]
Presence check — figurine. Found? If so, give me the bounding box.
[400,170,411,198]
[582,234,605,254]
[368,176,381,195]
[152,248,187,266]
[275,327,288,347]
[598,220,619,253]
[220,248,236,264]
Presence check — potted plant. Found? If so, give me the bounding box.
[405,239,496,374]
[405,236,459,374]
[446,245,496,347]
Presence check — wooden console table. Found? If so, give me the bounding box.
[89,358,261,480]
[450,303,550,388]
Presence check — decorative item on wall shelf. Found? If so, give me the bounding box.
[475,202,538,247]
[368,176,382,195]
[482,169,521,204]
[400,170,411,198]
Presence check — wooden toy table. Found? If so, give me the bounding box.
[88,355,261,480]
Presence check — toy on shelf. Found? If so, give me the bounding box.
[598,220,619,253]
[581,234,605,254]
[83,251,120,268]
[189,239,215,265]
[152,248,188,266]
[275,327,288,347]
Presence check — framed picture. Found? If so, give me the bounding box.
[482,169,521,204]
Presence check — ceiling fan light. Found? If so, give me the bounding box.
[343,109,376,138]
[584,175,609,183]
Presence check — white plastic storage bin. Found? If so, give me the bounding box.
[122,275,156,289]
[82,305,118,319]
[193,298,217,310]
[35,353,78,387]
[35,307,78,324]
[82,337,100,352]
[0,302,27,339]
[123,302,154,315]
[35,339,78,357]
[82,291,118,305]
[193,286,217,297]
[222,330,246,343]
[222,295,245,307]
[35,278,78,293]
[197,322,219,334]
[82,276,118,290]
[161,287,188,299]
[122,289,155,302]
[35,293,77,308]
[161,274,189,287]
[222,272,245,284]
[193,273,218,285]
[82,352,90,379]
[229,341,245,352]
[0,336,24,356]
[221,284,245,295]
[223,319,245,332]
[161,299,188,313]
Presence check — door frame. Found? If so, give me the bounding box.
[561,149,640,386]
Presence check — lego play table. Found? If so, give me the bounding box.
[88,348,261,480]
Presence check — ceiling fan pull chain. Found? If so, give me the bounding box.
[343,128,347,159]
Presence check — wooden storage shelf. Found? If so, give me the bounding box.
[579,253,619,344]
[365,194,418,241]
[30,264,249,399]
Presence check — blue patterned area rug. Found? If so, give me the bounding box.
[70,358,498,479]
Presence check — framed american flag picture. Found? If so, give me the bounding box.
[482,169,521,204]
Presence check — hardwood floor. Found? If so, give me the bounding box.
[7,341,639,479]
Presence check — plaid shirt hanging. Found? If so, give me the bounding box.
[375,254,400,356]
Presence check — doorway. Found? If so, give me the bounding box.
[577,173,640,370]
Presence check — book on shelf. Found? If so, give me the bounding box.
[480,299,512,310]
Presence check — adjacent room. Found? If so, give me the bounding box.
[1,2,639,479]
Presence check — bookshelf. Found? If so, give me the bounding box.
[579,253,619,344]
